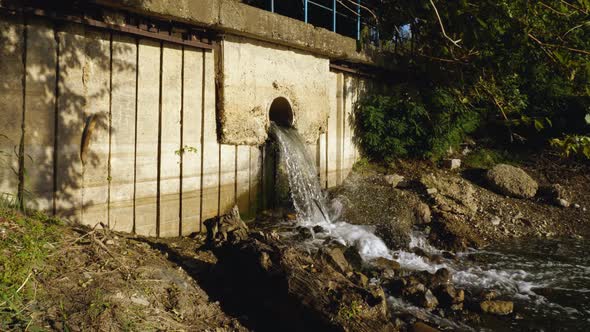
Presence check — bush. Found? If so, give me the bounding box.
[550,135,590,160]
[355,86,479,161]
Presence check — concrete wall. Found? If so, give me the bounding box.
[0,13,265,236]
[219,35,330,145]
[0,12,366,236]
[316,72,364,189]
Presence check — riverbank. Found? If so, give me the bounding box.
[332,151,590,251]
[1,149,588,331]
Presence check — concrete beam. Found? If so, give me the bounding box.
[91,0,388,67]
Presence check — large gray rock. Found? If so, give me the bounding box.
[420,174,477,216]
[486,164,538,198]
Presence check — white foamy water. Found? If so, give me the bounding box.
[270,123,590,330]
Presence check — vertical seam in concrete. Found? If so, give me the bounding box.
[325,116,329,189]
[342,75,347,183]
[234,145,238,205]
[260,145,264,209]
[17,17,27,210]
[156,41,164,237]
[248,146,252,215]
[52,26,60,216]
[107,32,113,228]
[217,144,221,216]
[198,50,206,232]
[179,45,185,237]
[132,38,139,234]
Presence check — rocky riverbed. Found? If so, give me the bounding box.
[2,151,588,331]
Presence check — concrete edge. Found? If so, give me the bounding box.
[90,0,390,67]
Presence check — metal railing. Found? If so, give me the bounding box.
[247,0,377,42]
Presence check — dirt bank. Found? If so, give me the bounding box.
[333,152,590,251]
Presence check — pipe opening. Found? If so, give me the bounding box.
[269,97,293,127]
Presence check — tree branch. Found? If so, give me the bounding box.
[429,0,462,48]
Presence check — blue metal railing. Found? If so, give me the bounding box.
[263,0,375,42]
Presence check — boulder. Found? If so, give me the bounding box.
[384,174,405,188]
[442,159,461,170]
[433,284,464,308]
[415,203,432,224]
[296,226,313,240]
[479,300,514,315]
[318,247,351,274]
[204,205,248,246]
[412,322,440,332]
[371,257,401,272]
[486,164,538,198]
[344,246,363,271]
[420,174,477,216]
[541,184,571,207]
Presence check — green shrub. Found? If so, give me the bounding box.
[550,135,590,159]
[355,86,479,161]
[463,148,514,169]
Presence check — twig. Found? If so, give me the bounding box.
[429,0,462,48]
[539,1,571,16]
[16,272,33,294]
[562,22,587,39]
[529,33,590,56]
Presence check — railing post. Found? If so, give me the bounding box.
[357,0,361,40]
[271,0,274,12]
[304,0,308,23]
[333,0,337,32]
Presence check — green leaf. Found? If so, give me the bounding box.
[585,113,590,125]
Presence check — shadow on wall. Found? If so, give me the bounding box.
[0,9,134,222]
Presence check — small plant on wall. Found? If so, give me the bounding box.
[174,145,198,157]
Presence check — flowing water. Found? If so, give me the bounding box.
[270,124,590,331]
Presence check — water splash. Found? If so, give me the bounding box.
[269,123,590,329]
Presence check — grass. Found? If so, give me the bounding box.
[0,204,63,331]
[463,148,519,169]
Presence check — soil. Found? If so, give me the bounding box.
[337,151,590,251]
[1,220,248,331]
[2,151,589,332]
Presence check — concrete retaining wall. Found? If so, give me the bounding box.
[0,12,365,236]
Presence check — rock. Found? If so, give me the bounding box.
[375,221,411,251]
[407,286,438,309]
[286,213,297,221]
[343,246,363,271]
[351,271,369,287]
[312,225,326,233]
[371,257,401,272]
[318,247,351,274]
[426,188,438,195]
[574,204,581,209]
[384,174,405,188]
[204,205,249,246]
[432,268,451,286]
[105,239,115,245]
[422,289,439,309]
[486,164,538,198]
[442,159,461,170]
[433,284,464,308]
[491,216,501,226]
[415,203,432,224]
[412,322,440,332]
[297,227,313,240]
[420,174,477,216]
[480,300,514,315]
[542,184,572,207]
[130,295,150,306]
